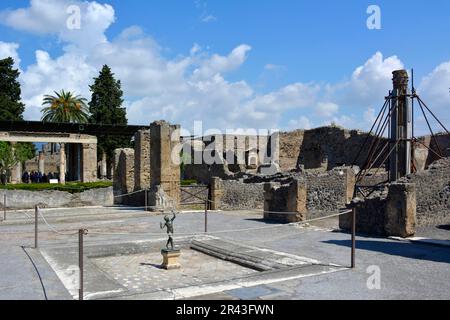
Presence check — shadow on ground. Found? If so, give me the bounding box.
[323,239,450,264]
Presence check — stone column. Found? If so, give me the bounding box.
[38,151,45,174]
[210,177,223,210]
[81,143,97,182]
[9,142,19,184]
[101,152,107,179]
[59,143,66,185]
[343,167,356,204]
[150,121,181,207]
[286,178,307,221]
[134,129,151,190]
[385,182,416,237]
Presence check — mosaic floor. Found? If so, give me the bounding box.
[91,249,257,293]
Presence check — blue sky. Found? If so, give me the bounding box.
[0,0,449,134]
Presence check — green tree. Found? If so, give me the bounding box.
[0,57,25,121]
[15,142,36,163]
[0,57,35,165]
[41,90,89,123]
[88,65,130,172]
[0,141,19,184]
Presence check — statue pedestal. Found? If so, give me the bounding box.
[161,249,181,270]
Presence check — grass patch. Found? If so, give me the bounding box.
[180,179,200,186]
[0,181,113,193]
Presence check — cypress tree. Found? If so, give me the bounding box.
[0,57,25,121]
[88,65,130,172]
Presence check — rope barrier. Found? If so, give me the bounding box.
[87,210,351,237]
[113,188,147,198]
[37,209,79,236]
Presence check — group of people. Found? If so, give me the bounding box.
[21,171,60,184]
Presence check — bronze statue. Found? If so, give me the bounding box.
[160,211,176,250]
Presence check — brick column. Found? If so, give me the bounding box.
[81,143,97,182]
[286,178,307,221]
[385,182,416,237]
[38,151,45,174]
[59,143,66,185]
[210,177,223,210]
[150,121,181,207]
[134,129,151,190]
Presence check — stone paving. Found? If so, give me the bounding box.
[1,206,449,300]
[91,249,257,294]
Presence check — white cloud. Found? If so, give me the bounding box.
[288,116,312,130]
[0,0,115,50]
[201,15,217,23]
[0,41,21,67]
[3,1,448,134]
[418,61,450,129]
[327,52,404,108]
[315,102,339,117]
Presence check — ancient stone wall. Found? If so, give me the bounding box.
[340,182,416,237]
[305,167,354,212]
[0,187,113,209]
[212,179,265,211]
[399,157,450,226]
[134,129,151,190]
[113,148,135,201]
[264,179,307,222]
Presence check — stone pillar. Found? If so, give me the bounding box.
[150,121,181,207]
[264,178,307,222]
[134,129,151,190]
[113,149,123,194]
[38,151,45,173]
[343,167,356,204]
[385,182,416,237]
[60,143,66,185]
[101,152,107,179]
[81,143,97,182]
[112,148,135,195]
[210,177,223,210]
[286,178,307,221]
[11,161,21,185]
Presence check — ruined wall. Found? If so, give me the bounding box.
[399,157,450,226]
[279,130,304,172]
[340,182,416,238]
[279,126,450,173]
[0,187,113,209]
[305,168,354,212]
[213,179,265,210]
[113,148,135,203]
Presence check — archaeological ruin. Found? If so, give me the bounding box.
[109,69,449,239]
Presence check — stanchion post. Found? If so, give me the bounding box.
[351,208,356,268]
[144,188,148,211]
[204,200,208,233]
[3,193,6,221]
[34,205,38,249]
[78,228,88,301]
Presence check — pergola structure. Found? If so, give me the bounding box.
[0,121,150,184]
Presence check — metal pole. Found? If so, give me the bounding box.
[78,229,87,301]
[144,188,148,211]
[204,200,208,233]
[3,193,6,221]
[34,206,39,249]
[351,208,356,269]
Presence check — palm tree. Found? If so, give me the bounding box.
[41,90,89,123]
